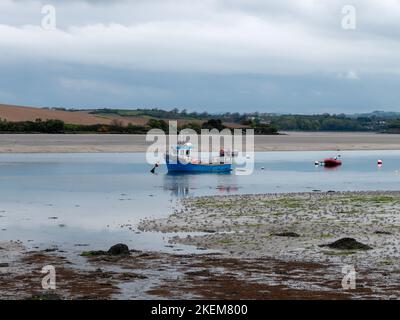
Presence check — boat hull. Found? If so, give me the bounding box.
[323,158,342,167]
[166,162,232,173]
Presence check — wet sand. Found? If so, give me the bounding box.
[0,241,374,300]
[0,132,400,153]
[3,191,400,299]
[138,191,400,299]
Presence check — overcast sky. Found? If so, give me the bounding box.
[1,0,399,113]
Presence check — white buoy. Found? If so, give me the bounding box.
[314,161,319,166]
[378,159,383,165]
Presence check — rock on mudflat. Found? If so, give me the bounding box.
[374,230,392,235]
[107,243,130,256]
[273,232,300,238]
[320,238,372,250]
[81,243,131,257]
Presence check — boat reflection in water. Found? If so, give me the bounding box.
[162,172,238,197]
[216,184,239,193]
[163,173,191,197]
[323,165,341,171]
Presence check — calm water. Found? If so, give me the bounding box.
[1,150,400,253]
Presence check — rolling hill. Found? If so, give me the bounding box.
[0,104,205,127]
[0,104,113,125]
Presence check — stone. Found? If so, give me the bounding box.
[107,243,130,256]
[320,238,372,250]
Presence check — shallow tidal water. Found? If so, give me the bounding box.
[1,150,400,253]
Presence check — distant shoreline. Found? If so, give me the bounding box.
[0,131,400,153]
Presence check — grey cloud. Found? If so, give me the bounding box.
[0,0,399,112]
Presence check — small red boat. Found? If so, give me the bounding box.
[323,158,342,167]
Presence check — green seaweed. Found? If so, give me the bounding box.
[80,250,106,257]
[324,250,358,256]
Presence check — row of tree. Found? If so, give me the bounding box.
[269,115,375,131]
[0,118,65,133]
[3,115,400,133]
[88,108,399,132]
[146,118,278,134]
[0,118,148,134]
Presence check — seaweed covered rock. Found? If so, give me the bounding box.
[81,243,130,257]
[320,238,372,250]
[107,243,130,256]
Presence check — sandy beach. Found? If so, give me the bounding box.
[0,132,400,153]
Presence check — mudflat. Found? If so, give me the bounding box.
[3,191,400,299]
[0,131,399,153]
[138,191,400,299]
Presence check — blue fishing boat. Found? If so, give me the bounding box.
[165,143,232,173]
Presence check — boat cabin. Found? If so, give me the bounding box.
[175,143,193,157]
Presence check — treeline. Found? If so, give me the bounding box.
[0,118,66,133]
[179,112,400,133]
[386,119,400,133]
[3,113,400,134]
[268,114,383,132]
[147,118,278,134]
[0,118,147,134]
[0,118,278,134]
[88,108,400,132]
[147,118,232,133]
